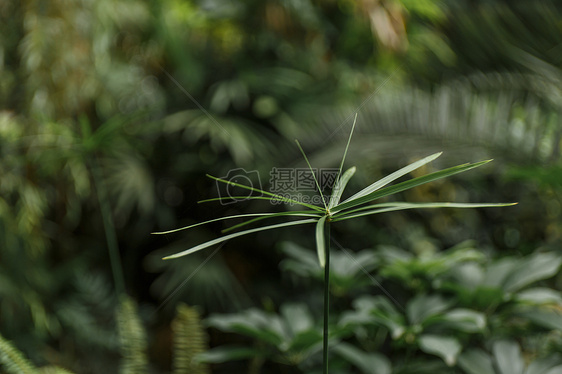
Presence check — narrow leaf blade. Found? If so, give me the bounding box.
[163,219,317,259]
[328,166,356,209]
[332,159,493,213]
[222,211,322,233]
[332,202,516,222]
[333,113,357,186]
[336,201,517,219]
[341,152,442,204]
[208,175,324,211]
[152,213,283,235]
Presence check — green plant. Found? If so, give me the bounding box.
[172,304,210,374]
[116,297,149,374]
[155,115,513,372]
[201,238,562,373]
[458,340,562,374]
[0,298,212,374]
[0,333,76,374]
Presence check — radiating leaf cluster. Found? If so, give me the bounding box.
[156,126,514,267]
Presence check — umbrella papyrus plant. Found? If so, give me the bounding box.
[153,115,515,373]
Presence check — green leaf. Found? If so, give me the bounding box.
[502,252,562,293]
[196,346,261,363]
[526,355,562,374]
[163,219,317,259]
[205,174,325,211]
[287,330,323,353]
[407,294,450,325]
[339,296,406,339]
[221,211,322,233]
[152,212,309,235]
[341,152,442,204]
[329,112,357,209]
[332,159,493,213]
[333,113,357,183]
[316,215,328,268]
[425,309,486,332]
[482,257,520,288]
[332,342,392,374]
[280,303,315,336]
[418,334,461,366]
[458,349,495,374]
[279,241,322,277]
[515,288,562,305]
[197,196,324,211]
[328,166,356,209]
[206,310,284,346]
[543,365,562,374]
[332,202,515,222]
[517,308,562,330]
[493,340,524,374]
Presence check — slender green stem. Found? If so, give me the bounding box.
[323,221,331,374]
[90,157,126,296]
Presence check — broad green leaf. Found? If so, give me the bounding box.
[222,211,322,233]
[163,219,317,259]
[328,166,356,209]
[526,355,562,374]
[341,152,442,204]
[418,334,461,366]
[503,252,562,293]
[482,257,520,288]
[287,330,323,353]
[517,308,562,330]
[280,303,315,336]
[515,288,562,305]
[544,365,562,374]
[332,159,493,213]
[438,309,486,332]
[332,342,392,374]
[316,215,328,268]
[407,294,450,325]
[279,242,322,277]
[339,296,406,339]
[331,202,514,222]
[493,340,524,374]
[458,349,495,374]
[196,346,260,363]
[206,309,284,345]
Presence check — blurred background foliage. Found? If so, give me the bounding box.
[1,0,562,372]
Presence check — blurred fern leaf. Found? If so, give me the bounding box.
[116,297,149,374]
[172,304,210,374]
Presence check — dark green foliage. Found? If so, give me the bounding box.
[1,0,562,371]
[204,241,562,373]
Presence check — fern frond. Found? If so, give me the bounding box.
[116,296,149,374]
[0,334,37,374]
[172,304,210,374]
